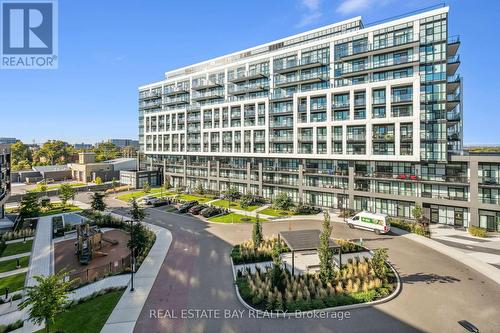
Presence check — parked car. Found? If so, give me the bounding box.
[178,201,198,213]
[200,206,224,218]
[189,204,207,215]
[143,196,159,205]
[152,199,169,207]
[346,211,391,234]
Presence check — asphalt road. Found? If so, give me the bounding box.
[86,194,500,333]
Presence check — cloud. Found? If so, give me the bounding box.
[336,0,372,15]
[336,0,394,16]
[296,0,322,27]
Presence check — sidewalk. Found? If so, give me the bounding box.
[391,226,500,286]
[0,253,30,263]
[21,214,54,333]
[101,221,172,333]
[0,267,28,279]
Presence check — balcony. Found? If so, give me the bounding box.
[447,55,460,76]
[337,55,419,77]
[140,101,162,110]
[372,98,385,105]
[163,86,189,97]
[298,148,313,154]
[372,133,395,142]
[192,79,223,91]
[274,58,329,74]
[339,33,419,60]
[271,90,295,101]
[274,72,328,88]
[191,91,224,102]
[270,148,294,154]
[298,135,313,142]
[400,133,413,142]
[479,177,499,186]
[140,92,162,100]
[347,134,366,142]
[254,136,266,143]
[332,101,350,109]
[332,135,343,141]
[244,110,256,118]
[270,121,293,129]
[391,94,413,104]
[317,135,327,142]
[228,70,268,83]
[228,83,268,95]
[447,35,460,57]
[270,136,294,143]
[447,74,461,94]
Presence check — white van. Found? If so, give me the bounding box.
[346,211,391,234]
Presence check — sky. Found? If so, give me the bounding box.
[1,0,499,145]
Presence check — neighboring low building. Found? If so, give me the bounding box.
[73,142,94,150]
[120,169,162,189]
[69,152,137,182]
[32,165,72,181]
[0,145,11,219]
[106,139,140,149]
[0,138,17,145]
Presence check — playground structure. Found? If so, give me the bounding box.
[75,224,119,265]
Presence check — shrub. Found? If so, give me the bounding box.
[273,193,294,211]
[293,205,321,215]
[469,226,487,238]
[389,218,430,237]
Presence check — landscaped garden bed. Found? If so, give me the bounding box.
[231,236,289,264]
[0,240,33,257]
[0,272,27,292]
[212,199,259,212]
[235,255,396,312]
[0,256,29,273]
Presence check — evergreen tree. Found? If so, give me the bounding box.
[130,198,146,221]
[90,192,106,212]
[252,214,263,248]
[19,192,41,218]
[318,211,334,284]
[58,184,75,207]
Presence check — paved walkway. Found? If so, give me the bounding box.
[0,253,30,263]
[5,237,34,245]
[0,267,29,279]
[101,221,172,333]
[21,214,54,333]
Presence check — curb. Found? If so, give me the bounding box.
[230,250,401,318]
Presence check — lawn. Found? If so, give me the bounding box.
[115,187,168,202]
[208,213,267,224]
[0,256,30,273]
[28,183,86,193]
[1,240,33,257]
[37,289,125,333]
[6,203,80,217]
[259,207,293,217]
[0,272,27,292]
[177,194,215,203]
[212,199,259,212]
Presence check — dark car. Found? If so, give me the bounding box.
[201,206,222,218]
[178,201,198,213]
[152,199,169,207]
[189,204,207,215]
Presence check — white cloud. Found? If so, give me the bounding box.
[296,0,323,27]
[336,0,372,15]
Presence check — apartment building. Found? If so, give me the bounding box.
[138,5,500,232]
[0,145,11,219]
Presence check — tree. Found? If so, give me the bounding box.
[128,222,150,258]
[19,270,73,333]
[122,145,137,158]
[270,241,285,292]
[90,192,106,212]
[224,187,240,202]
[58,184,75,207]
[252,214,263,249]
[93,142,121,162]
[40,197,52,211]
[94,176,102,185]
[36,183,47,193]
[412,203,423,223]
[130,198,146,221]
[371,248,389,279]
[318,211,334,284]
[33,140,74,166]
[194,183,205,195]
[10,140,32,170]
[163,178,171,190]
[273,193,294,211]
[19,192,41,218]
[142,182,151,194]
[111,178,118,192]
[240,194,254,211]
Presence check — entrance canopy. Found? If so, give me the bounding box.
[279,229,340,252]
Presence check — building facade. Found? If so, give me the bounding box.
[107,139,140,149]
[138,6,500,231]
[0,145,11,219]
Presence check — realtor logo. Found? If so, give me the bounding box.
[1,0,58,69]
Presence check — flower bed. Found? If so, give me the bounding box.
[389,218,430,237]
[236,256,396,311]
[231,237,289,265]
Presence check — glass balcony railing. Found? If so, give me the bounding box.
[391,94,413,103]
